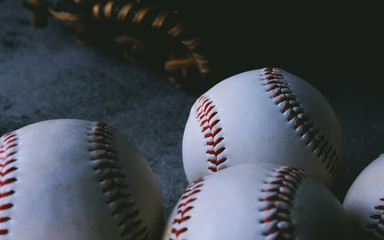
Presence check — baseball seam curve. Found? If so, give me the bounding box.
[0,132,18,236]
[88,122,149,240]
[262,67,342,180]
[260,166,306,239]
[168,178,204,240]
[367,198,384,237]
[194,96,227,173]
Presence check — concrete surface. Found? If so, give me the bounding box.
[1,0,384,224]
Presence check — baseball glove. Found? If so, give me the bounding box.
[22,0,220,92]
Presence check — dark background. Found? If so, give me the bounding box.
[1,0,384,221]
[159,0,384,74]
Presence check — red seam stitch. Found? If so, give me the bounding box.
[2,133,16,143]
[169,178,204,240]
[0,217,10,223]
[259,166,306,239]
[0,159,16,168]
[262,67,342,179]
[194,95,226,173]
[88,122,149,240]
[0,132,18,235]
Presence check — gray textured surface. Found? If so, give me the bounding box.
[1,0,384,223]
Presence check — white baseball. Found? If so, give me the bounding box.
[343,153,384,239]
[162,163,357,240]
[0,119,164,239]
[182,67,344,187]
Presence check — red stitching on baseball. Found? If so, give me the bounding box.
[88,122,149,239]
[260,166,306,239]
[262,67,342,179]
[0,132,18,235]
[366,198,384,236]
[169,178,204,240]
[194,96,227,172]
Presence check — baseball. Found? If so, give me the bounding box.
[162,163,357,240]
[343,153,384,239]
[182,67,344,187]
[0,119,164,239]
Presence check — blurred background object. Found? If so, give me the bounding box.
[21,0,384,92]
